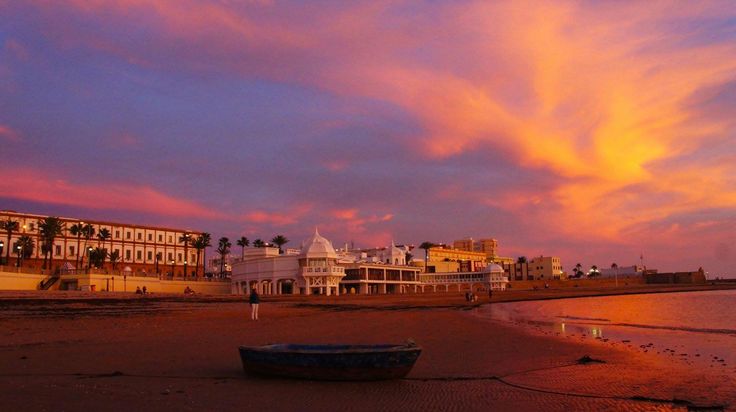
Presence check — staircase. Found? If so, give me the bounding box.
[39,275,60,290]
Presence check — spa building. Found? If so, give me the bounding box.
[230,229,508,296]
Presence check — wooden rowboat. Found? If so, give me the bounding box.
[238,341,422,381]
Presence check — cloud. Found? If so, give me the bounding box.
[0,125,21,142]
[0,166,223,219]
[2,1,736,273]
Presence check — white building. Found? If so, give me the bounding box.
[231,229,345,296]
[418,263,509,292]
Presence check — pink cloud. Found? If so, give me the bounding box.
[0,125,21,142]
[243,203,313,226]
[0,166,222,219]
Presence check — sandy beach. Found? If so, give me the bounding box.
[1,285,735,411]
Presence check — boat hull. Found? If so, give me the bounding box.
[239,343,422,381]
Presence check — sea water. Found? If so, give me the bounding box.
[478,289,736,369]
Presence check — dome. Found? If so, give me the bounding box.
[300,228,338,259]
[486,263,504,273]
[390,240,403,255]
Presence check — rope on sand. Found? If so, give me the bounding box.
[0,368,725,410]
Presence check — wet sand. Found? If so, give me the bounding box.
[1,286,734,411]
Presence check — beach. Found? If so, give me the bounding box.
[1,285,735,411]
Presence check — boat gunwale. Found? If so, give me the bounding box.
[239,343,421,355]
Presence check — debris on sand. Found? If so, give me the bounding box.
[577,355,606,364]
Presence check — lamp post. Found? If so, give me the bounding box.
[184,260,188,279]
[0,241,4,266]
[155,253,160,275]
[170,260,175,278]
[87,247,93,271]
[16,245,22,267]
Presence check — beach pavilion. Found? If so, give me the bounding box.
[230,229,345,296]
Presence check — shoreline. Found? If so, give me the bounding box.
[1,287,734,410]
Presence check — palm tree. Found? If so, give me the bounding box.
[517,256,527,264]
[419,241,435,273]
[199,233,211,276]
[191,235,210,277]
[1,218,20,266]
[179,233,192,277]
[237,236,250,259]
[253,239,265,248]
[69,222,84,269]
[271,235,289,254]
[38,217,64,270]
[90,247,108,269]
[13,235,34,267]
[80,223,95,269]
[589,265,599,277]
[574,262,583,278]
[97,228,111,269]
[109,250,121,271]
[217,237,231,276]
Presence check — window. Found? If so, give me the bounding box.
[168,252,173,261]
[148,234,153,241]
[69,246,75,256]
[126,232,131,240]
[147,251,153,260]
[137,233,142,240]
[136,250,142,260]
[168,236,172,243]
[158,234,163,242]
[125,250,131,260]
[115,230,120,238]
[55,245,61,256]
[178,253,182,262]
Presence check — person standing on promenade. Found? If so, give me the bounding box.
[488,287,493,302]
[249,288,260,320]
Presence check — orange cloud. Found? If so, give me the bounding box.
[0,166,222,219]
[9,0,736,259]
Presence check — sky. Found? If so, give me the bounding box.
[1,1,735,276]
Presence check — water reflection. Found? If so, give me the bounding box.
[477,290,736,370]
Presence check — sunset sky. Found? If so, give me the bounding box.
[1,1,735,276]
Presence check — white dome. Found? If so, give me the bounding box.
[390,241,403,255]
[486,263,504,273]
[300,228,338,259]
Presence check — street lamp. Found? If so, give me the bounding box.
[87,247,93,270]
[170,260,175,277]
[184,260,188,278]
[16,245,22,267]
[0,241,4,265]
[155,253,160,275]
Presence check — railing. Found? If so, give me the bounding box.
[0,265,49,275]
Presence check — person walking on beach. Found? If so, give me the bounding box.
[249,288,260,320]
